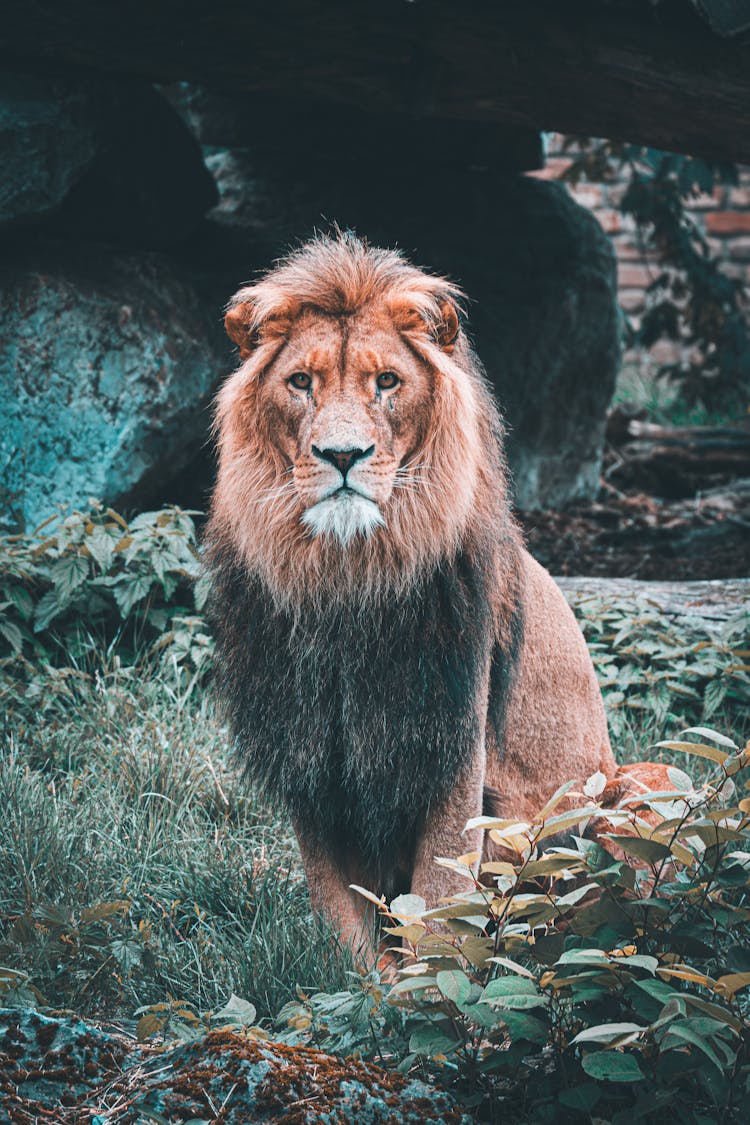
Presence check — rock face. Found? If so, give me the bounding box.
[0,70,217,247]
[0,1008,466,1124]
[178,91,620,509]
[0,69,96,229]
[0,243,229,528]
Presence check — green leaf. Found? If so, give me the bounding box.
[435,969,473,1006]
[390,894,426,918]
[113,574,153,617]
[0,620,23,653]
[212,993,257,1027]
[558,1083,601,1113]
[481,977,544,1009]
[681,727,738,750]
[501,1010,549,1044]
[599,836,672,864]
[581,1051,645,1083]
[51,554,89,599]
[572,1022,645,1044]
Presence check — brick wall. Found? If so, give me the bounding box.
[530,137,750,369]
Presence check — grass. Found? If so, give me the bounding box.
[0,588,748,1031]
[0,659,352,1025]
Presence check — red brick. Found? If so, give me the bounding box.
[704,211,750,235]
[728,237,750,262]
[728,186,750,207]
[597,209,621,234]
[618,263,655,288]
[531,156,572,181]
[619,290,646,313]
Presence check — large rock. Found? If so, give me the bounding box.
[0,69,96,229]
[175,91,620,509]
[0,69,217,247]
[0,242,230,528]
[0,1008,466,1124]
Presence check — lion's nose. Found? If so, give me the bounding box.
[312,445,374,479]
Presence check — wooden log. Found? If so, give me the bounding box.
[606,419,750,496]
[557,576,750,625]
[0,0,749,163]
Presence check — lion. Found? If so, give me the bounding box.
[205,231,617,950]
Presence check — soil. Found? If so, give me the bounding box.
[520,479,750,581]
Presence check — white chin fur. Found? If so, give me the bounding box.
[301,491,385,546]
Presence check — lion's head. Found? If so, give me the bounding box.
[210,232,509,603]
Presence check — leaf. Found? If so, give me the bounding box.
[535,807,596,842]
[681,727,739,750]
[0,620,23,653]
[113,574,153,617]
[572,1022,646,1044]
[136,1012,167,1042]
[536,780,576,821]
[349,885,386,909]
[599,836,672,865]
[33,589,62,631]
[501,1010,549,1044]
[556,948,610,967]
[584,771,607,798]
[436,969,473,1006]
[390,894,426,918]
[655,740,728,765]
[581,1052,645,1083]
[714,972,750,998]
[212,993,257,1027]
[558,1083,601,1113]
[51,555,89,598]
[481,977,544,1009]
[488,956,536,979]
[666,766,693,792]
[80,901,129,924]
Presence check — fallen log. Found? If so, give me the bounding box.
[557,575,749,625]
[606,419,750,497]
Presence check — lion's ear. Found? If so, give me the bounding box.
[224,300,258,360]
[391,296,460,353]
[225,294,301,360]
[435,299,460,352]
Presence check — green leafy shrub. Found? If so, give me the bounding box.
[566,591,750,753]
[0,502,212,721]
[279,730,750,1122]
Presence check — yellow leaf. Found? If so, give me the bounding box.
[456,851,481,867]
[714,972,750,998]
[658,966,715,988]
[655,741,728,765]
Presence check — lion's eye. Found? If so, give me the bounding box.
[376,371,399,391]
[289,372,312,391]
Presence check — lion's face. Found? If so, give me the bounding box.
[257,305,432,545]
[212,234,501,601]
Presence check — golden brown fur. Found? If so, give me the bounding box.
[206,232,617,950]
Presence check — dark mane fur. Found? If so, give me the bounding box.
[206,531,522,893]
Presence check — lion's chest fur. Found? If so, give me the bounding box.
[209,550,496,867]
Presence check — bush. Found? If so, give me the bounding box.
[279,731,750,1122]
[0,502,212,722]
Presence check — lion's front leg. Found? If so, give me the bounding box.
[295,827,378,957]
[409,749,486,908]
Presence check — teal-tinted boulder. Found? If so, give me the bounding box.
[0,244,229,528]
[0,69,96,229]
